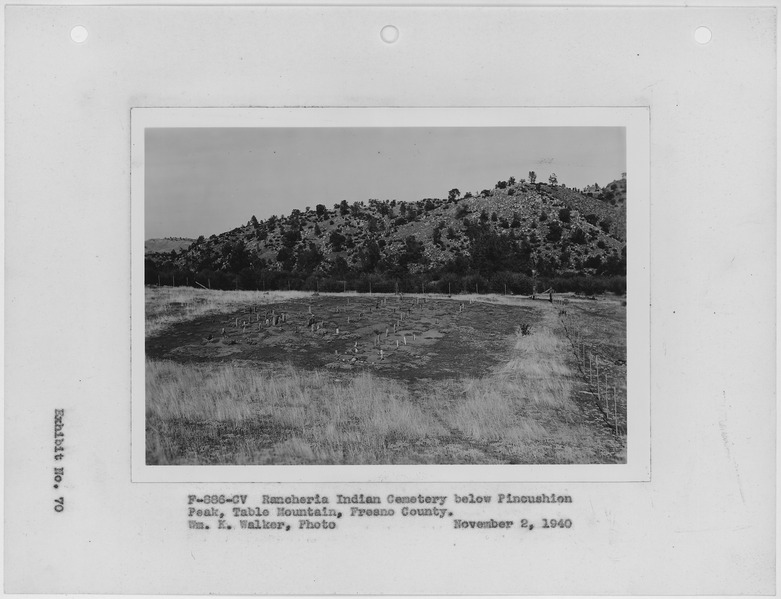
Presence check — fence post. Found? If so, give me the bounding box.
[589,354,592,385]
[613,387,618,434]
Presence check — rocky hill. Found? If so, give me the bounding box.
[146,176,627,293]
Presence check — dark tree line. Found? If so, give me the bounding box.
[147,226,625,296]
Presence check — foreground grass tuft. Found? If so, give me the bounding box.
[146,360,446,464]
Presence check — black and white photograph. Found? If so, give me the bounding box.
[142,122,630,466]
[5,4,774,595]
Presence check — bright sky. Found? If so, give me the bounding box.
[145,127,625,239]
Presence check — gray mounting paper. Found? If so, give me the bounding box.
[4,3,776,595]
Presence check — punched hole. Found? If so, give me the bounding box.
[694,26,712,44]
[380,25,399,44]
[70,25,89,43]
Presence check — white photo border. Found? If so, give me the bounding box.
[131,106,650,483]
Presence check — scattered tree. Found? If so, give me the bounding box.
[329,230,346,252]
[584,213,600,226]
[570,228,588,245]
[546,222,563,242]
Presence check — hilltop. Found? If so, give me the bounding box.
[145,237,195,254]
[145,175,627,294]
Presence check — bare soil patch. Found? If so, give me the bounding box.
[146,295,541,382]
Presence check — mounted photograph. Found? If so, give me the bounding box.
[134,109,644,474]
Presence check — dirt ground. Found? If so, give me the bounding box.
[146,294,543,382]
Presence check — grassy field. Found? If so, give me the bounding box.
[145,287,626,464]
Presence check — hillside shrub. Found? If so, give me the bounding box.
[329,231,346,251]
[545,275,626,296]
[546,222,563,242]
[584,213,599,226]
[489,271,533,295]
[600,190,616,204]
[584,255,602,270]
[570,228,587,245]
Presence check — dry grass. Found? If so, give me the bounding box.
[146,359,446,465]
[445,323,574,439]
[498,324,574,408]
[145,288,314,337]
[145,289,626,464]
[558,298,627,434]
[445,378,551,443]
[431,313,621,464]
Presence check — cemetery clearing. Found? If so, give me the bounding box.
[145,287,627,465]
